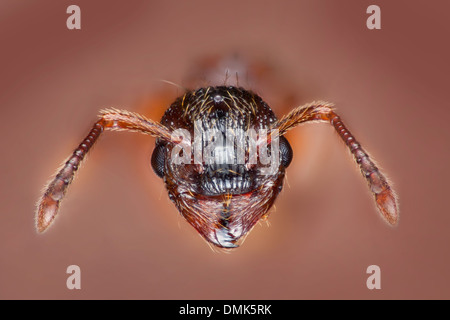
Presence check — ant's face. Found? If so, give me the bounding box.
[152,86,293,248]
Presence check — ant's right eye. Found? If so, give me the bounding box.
[151,143,166,178]
[280,136,293,168]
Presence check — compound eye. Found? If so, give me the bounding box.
[279,136,293,168]
[151,142,166,178]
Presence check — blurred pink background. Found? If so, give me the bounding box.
[1,0,449,299]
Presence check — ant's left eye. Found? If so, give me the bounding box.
[151,142,166,178]
[280,136,293,168]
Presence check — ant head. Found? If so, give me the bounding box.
[151,86,293,248]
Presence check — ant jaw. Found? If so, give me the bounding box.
[209,228,241,249]
[206,220,247,249]
[172,186,281,249]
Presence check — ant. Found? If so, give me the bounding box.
[36,72,398,249]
